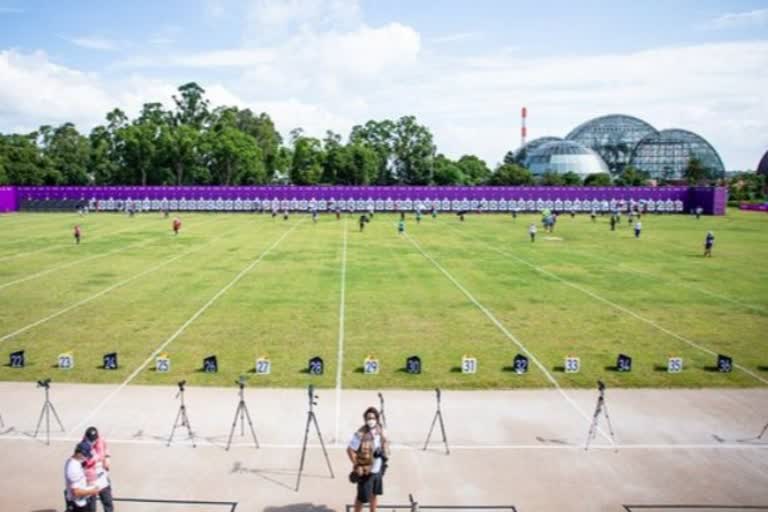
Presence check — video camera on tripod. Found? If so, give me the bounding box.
[36,378,51,388]
[235,375,247,389]
[308,384,318,407]
[597,379,605,393]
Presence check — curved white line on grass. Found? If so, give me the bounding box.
[449,226,768,386]
[402,231,614,445]
[68,220,303,435]
[0,220,235,343]
[334,219,348,445]
[566,246,767,314]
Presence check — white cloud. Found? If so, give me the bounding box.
[430,32,481,44]
[67,36,118,51]
[2,26,768,171]
[706,8,768,29]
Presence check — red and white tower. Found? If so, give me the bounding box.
[521,106,527,148]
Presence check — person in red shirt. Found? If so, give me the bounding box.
[172,217,182,235]
[74,225,81,244]
[82,426,113,512]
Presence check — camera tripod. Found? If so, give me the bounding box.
[167,381,195,447]
[423,388,449,454]
[585,380,617,451]
[378,392,387,427]
[225,378,259,450]
[295,384,334,492]
[33,379,64,446]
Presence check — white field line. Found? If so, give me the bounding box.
[334,219,348,445]
[0,222,150,262]
[0,220,236,343]
[0,219,199,290]
[401,230,614,445]
[448,226,768,386]
[565,245,768,314]
[68,220,303,435]
[0,434,765,451]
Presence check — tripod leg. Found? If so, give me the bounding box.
[242,402,260,449]
[167,407,184,447]
[437,411,450,455]
[45,404,50,446]
[0,411,4,428]
[33,402,46,438]
[584,400,601,451]
[311,411,334,478]
[601,401,616,439]
[423,411,439,451]
[47,401,65,432]
[757,422,768,440]
[181,406,196,448]
[295,413,313,491]
[225,403,242,451]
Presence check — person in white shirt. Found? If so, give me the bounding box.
[634,221,642,238]
[347,407,389,512]
[64,442,99,512]
[529,223,537,242]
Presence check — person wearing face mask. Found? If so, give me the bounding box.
[347,407,389,512]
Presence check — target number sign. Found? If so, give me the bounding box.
[155,356,170,373]
[364,357,380,375]
[461,356,477,374]
[255,357,271,375]
[9,350,24,368]
[667,357,683,373]
[58,353,74,370]
[565,357,580,374]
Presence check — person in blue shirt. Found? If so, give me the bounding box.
[704,231,714,257]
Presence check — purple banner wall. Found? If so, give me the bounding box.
[0,186,17,213]
[8,185,727,214]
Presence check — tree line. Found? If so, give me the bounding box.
[0,82,750,188]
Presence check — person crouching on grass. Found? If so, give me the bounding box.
[348,407,389,512]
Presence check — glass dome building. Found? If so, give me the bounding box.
[514,136,562,161]
[524,140,610,177]
[566,114,658,174]
[629,129,726,180]
[758,150,768,176]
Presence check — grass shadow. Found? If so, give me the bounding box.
[758,366,768,372]
[653,364,668,372]
[703,366,729,373]
[449,366,463,373]
[553,366,566,372]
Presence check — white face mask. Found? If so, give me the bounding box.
[366,419,377,429]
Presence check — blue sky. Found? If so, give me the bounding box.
[1,0,767,169]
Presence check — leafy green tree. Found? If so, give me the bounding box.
[173,82,210,128]
[457,154,491,185]
[204,122,264,185]
[539,171,565,186]
[350,119,395,184]
[560,171,582,186]
[165,123,201,185]
[615,166,649,187]
[583,173,612,186]
[488,163,533,185]
[684,156,709,184]
[236,109,282,176]
[45,123,91,185]
[433,154,466,185]
[391,116,435,185]
[728,172,766,202]
[290,134,324,185]
[1,133,46,185]
[343,144,379,185]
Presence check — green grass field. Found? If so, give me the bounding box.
[0,209,766,389]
